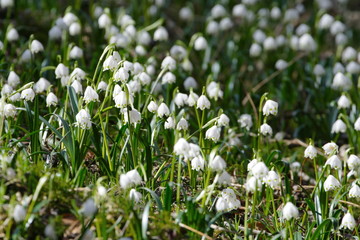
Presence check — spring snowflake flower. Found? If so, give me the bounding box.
[164,116,175,129]
[97,81,108,91]
[337,95,351,109]
[332,72,352,91]
[71,80,83,94]
[174,138,190,157]
[184,77,197,90]
[129,189,142,203]
[176,118,189,131]
[83,86,99,103]
[251,162,269,179]
[34,78,50,93]
[69,22,81,36]
[218,171,232,185]
[157,103,170,118]
[282,202,299,220]
[147,101,158,113]
[8,71,20,88]
[123,108,141,124]
[217,114,230,127]
[154,26,168,41]
[81,198,97,217]
[299,33,316,52]
[205,125,221,142]
[347,155,360,170]
[161,72,176,84]
[179,6,193,21]
[325,155,342,170]
[215,188,240,212]
[324,175,341,191]
[263,100,278,116]
[197,95,211,110]
[354,117,360,131]
[6,28,19,42]
[263,37,277,51]
[120,169,142,189]
[103,55,117,71]
[318,13,334,29]
[249,43,262,57]
[245,176,262,193]
[55,63,69,79]
[340,212,356,230]
[30,40,44,54]
[114,91,133,108]
[275,59,288,70]
[260,123,273,136]
[206,81,223,99]
[314,64,325,77]
[69,46,83,59]
[3,104,17,118]
[349,183,360,198]
[263,170,281,189]
[21,88,35,102]
[209,155,227,172]
[322,142,338,156]
[191,156,205,171]
[174,93,188,107]
[238,114,253,130]
[331,119,346,134]
[13,204,26,223]
[304,145,317,159]
[49,25,62,40]
[46,92,58,107]
[187,91,199,107]
[76,109,92,129]
[194,36,207,51]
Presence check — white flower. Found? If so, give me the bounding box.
[157,103,170,117]
[232,4,247,18]
[177,118,189,131]
[63,12,78,26]
[322,142,338,155]
[13,204,26,222]
[55,63,69,79]
[314,64,325,76]
[318,13,334,29]
[275,59,288,70]
[187,91,199,107]
[251,162,269,179]
[44,224,56,240]
[249,43,262,57]
[245,176,262,193]
[238,114,253,130]
[346,61,360,74]
[139,72,151,85]
[325,155,342,170]
[342,46,357,62]
[123,108,141,124]
[263,37,277,51]
[218,171,232,185]
[263,100,278,116]
[216,188,240,212]
[263,170,281,189]
[30,40,44,54]
[174,93,188,107]
[206,21,219,35]
[83,86,99,103]
[324,175,341,191]
[4,104,16,118]
[97,185,107,197]
[49,26,62,40]
[98,13,111,28]
[165,116,175,129]
[347,155,360,170]
[34,78,50,93]
[71,80,83,94]
[69,46,83,59]
[114,68,129,83]
[340,212,356,230]
[197,95,211,110]
[304,145,317,159]
[6,28,19,42]
[333,62,345,74]
[147,101,158,113]
[70,68,86,82]
[103,55,117,71]
[69,22,81,36]
[81,198,97,217]
[1,0,14,8]
[129,189,142,203]
[209,155,226,172]
[21,88,35,102]
[1,84,12,96]
[191,156,205,171]
[349,184,360,198]
[45,92,58,107]
[174,138,190,157]
[205,126,221,142]
[247,159,259,171]
[9,92,20,102]
[260,123,272,136]
[331,119,346,134]
[282,202,299,220]
[332,72,352,91]
[76,109,92,129]
[170,45,186,60]
[206,81,223,99]
[217,114,230,127]
[154,26,168,41]
[194,36,207,51]
[97,81,108,91]
[179,6,193,21]
[355,117,360,131]
[299,33,316,52]
[8,71,20,87]
[120,169,142,189]
[337,95,351,109]
[219,18,233,31]
[161,72,176,84]
[114,91,133,108]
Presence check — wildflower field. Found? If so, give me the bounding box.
[2,0,360,239]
